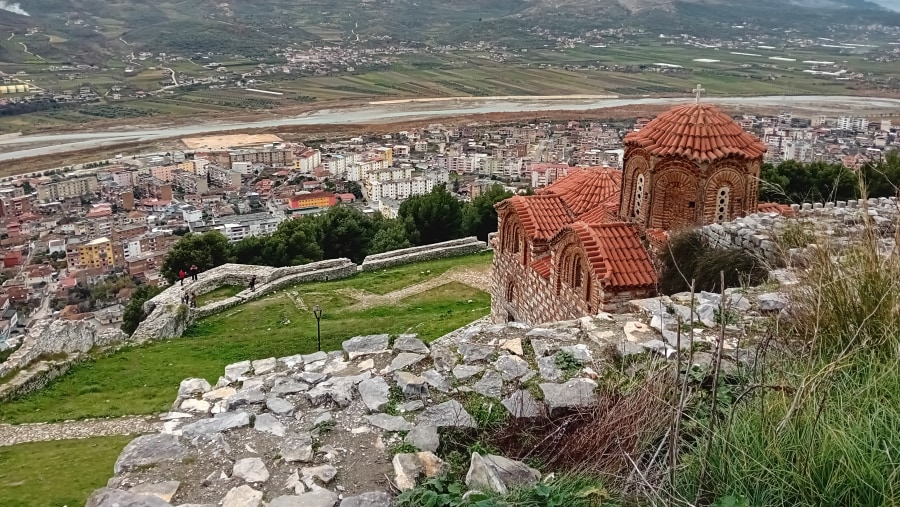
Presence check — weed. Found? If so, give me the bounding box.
[313,419,336,435]
[554,351,582,380]
[384,386,405,416]
[713,308,738,326]
[388,442,419,456]
[463,394,508,430]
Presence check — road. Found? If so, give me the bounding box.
[2,94,900,163]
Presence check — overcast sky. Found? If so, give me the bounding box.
[870,0,900,11]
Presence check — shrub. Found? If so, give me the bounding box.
[658,230,768,294]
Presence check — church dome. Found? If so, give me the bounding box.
[624,103,767,163]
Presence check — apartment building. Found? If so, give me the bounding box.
[37,176,99,202]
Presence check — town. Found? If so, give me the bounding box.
[0,109,895,354]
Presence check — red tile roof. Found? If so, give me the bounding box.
[624,103,767,163]
[540,167,622,216]
[576,205,618,224]
[553,222,657,290]
[531,256,552,279]
[757,202,795,217]
[504,195,574,241]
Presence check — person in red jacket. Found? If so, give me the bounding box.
[179,269,186,286]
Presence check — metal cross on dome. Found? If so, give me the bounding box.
[693,84,705,104]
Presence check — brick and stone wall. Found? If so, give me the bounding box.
[360,237,487,271]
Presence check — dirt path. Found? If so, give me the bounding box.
[0,416,162,447]
[338,265,492,311]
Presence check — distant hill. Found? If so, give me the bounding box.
[6,0,900,61]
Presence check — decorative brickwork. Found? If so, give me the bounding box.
[492,103,766,325]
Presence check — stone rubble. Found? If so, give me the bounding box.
[87,286,784,506]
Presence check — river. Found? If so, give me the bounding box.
[2,95,899,162]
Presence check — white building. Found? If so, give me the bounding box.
[837,116,868,131]
[369,177,435,200]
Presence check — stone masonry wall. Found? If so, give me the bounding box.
[701,197,899,264]
[360,237,487,271]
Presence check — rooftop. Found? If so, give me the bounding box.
[624,103,767,163]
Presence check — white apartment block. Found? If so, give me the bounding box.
[295,149,322,174]
[837,116,868,131]
[369,177,435,200]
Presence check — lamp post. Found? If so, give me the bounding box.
[313,304,322,352]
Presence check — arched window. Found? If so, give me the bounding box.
[633,174,645,218]
[571,254,584,289]
[506,281,516,303]
[716,186,730,223]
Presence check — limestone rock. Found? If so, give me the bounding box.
[278,354,305,370]
[281,433,314,463]
[559,344,592,364]
[430,344,459,371]
[394,334,429,354]
[365,413,413,432]
[392,452,446,490]
[302,351,328,364]
[473,370,503,399]
[181,411,251,440]
[251,357,277,375]
[224,360,252,381]
[465,453,540,494]
[405,425,440,452]
[180,398,211,413]
[529,338,553,357]
[395,371,428,397]
[536,356,562,381]
[291,489,340,507]
[225,386,266,410]
[458,343,494,363]
[221,485,263,507]
[493,355,530,380]
[358,376,390,412]
[340,491,394,507]
[266,397,295,416]
[421,369,450,392]
[343,334,390,359]
[452,365,484,380]
[86,488,173,507]
[501,390,541,419]
[301,464,338,484]
[114,434,190,474]
[416,400,477,428]
[624,321,655,343]
[232,457,270,483]
[540,379,598,413]
[386,352,427,372]
[202,386,236,402]
[254,413,286,437]
[758,292,789,312]
[271,377,308,395]
[130,481,180,503]
[177,378,212,398]
[499,338,524,356]
[298,371,328,385]
[397,400,424,412]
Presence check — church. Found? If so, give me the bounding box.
[490,100,768,325]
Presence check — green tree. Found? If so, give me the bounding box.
[121,285,163,335]
[369,218,413,254]
[347,181,364,199]
[21,181,34,194]
[462,184,514,241]
[399,185,463,245]
[318,206,377,263]
[161,231,232,283]
[263,216,324,266]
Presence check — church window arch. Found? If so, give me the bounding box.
[633,174,645,219]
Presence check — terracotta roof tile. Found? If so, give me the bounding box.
[757,202,795,217]
[624,103,767,163]
[576,205,618,224]
[531,256,552,279]
[505,195,574,241]
[553,222,657,291]
[540,166,622,216]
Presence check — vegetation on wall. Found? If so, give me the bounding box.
[758,153,900,204]
[657,230,768,294]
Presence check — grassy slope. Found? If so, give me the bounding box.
[0,254,492,424]
[0,435,134,507]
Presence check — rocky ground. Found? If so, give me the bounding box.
[85,284,790,507]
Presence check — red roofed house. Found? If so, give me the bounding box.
[491,102,767,324]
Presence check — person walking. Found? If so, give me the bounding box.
[190,264,199,281]
[249,275,256,292]
[179,269,186,286]
[189,292,197,308]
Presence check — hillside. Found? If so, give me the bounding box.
[9,0,900,60]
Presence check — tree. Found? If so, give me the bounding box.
[161,231,232,283]
[462,184,514,241]
[369,219,413,254]
[263,216,324,266]
[21,181,34,194]
[318,206,377,263]
[121,285,163,335]
[399,185,463,245]
[347,181,364,200]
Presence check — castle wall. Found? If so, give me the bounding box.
[360,237,487,271]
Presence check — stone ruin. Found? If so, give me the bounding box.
[88,283,791,507]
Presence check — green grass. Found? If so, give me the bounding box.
[0,255,491,424]
[0,435,134,507]
[196,284,244,306]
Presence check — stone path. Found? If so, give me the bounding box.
[339,266,492,311]
[0,416,163,447]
